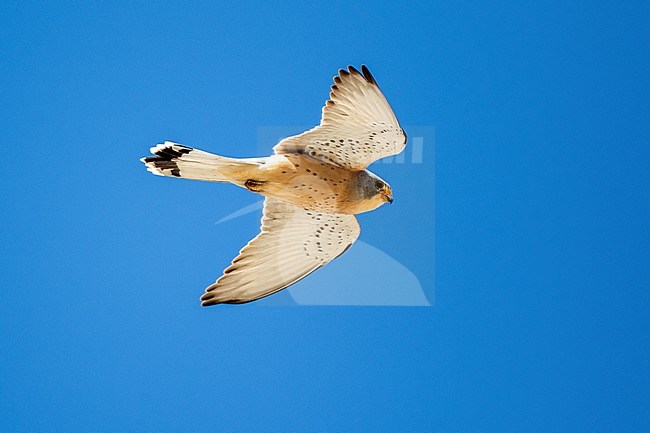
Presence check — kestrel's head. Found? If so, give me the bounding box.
[357,171,393,211]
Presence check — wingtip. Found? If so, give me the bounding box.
[360,64,377,85]
[347,65,361,75]
[339,65,377,86]
[200,293,219,307]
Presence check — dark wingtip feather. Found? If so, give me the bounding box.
[200,292,219,307]
[360,64,377,85]
[347,65,361,75]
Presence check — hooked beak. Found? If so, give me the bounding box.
[381,186,394,204]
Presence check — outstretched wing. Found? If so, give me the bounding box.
[273,65,407,170]
[201,198,360,305]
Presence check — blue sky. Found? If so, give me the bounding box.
[1,1,648,431]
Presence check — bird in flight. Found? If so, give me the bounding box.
[141,65,406,306]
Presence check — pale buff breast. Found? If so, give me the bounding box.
[251,154,379,215]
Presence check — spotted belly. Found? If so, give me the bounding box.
[246,154,362,214]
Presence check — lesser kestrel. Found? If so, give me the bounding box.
[141,65,406,305]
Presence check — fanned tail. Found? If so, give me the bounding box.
[141,141,260,183]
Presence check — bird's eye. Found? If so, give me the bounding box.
[375,181,384,190]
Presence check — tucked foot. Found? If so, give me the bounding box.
[244,179,266,192]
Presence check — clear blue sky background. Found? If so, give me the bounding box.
[1,1,648,431]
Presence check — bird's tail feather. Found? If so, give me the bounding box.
[141,141,260,184]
